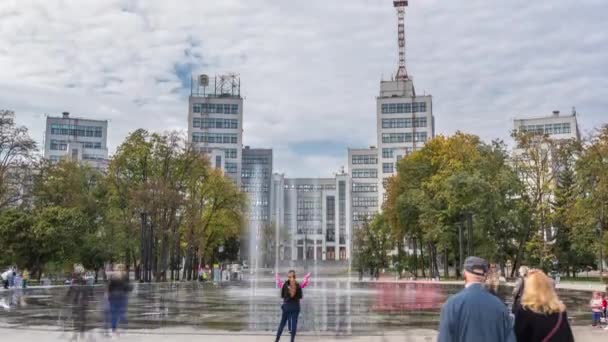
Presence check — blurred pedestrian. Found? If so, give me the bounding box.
[438,256,514,342]
[275,270,303,342]
[65,265,93,340]
[21,269,29,289]
[590,291,603,327]
[485,264,501,299]
[1,269,10,289]
[107,264,131,337]
[512,265,529,315]
[514,269,574,341]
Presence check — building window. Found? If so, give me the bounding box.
[193,104,201,113]
[50,140,68,151]
[383,163,394,174]
[382,178,390,189]
[381,101,428,114]
[195,118,238,129]
[50,124,102,138]
[351,154,377,165]
[83,141,102,149]
[381,117,427,129]
[215,155,222,169]
[352,169,377,178]
[225,148,238,159]
[192,133,238,144]
[382,148,394,158]
[352,183,378,193]
[225,162,237,174]
[353,196,377,208]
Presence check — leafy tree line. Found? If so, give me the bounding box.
[0,110,247,282]
[365,126,608,279]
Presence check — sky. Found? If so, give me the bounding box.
[1,0,606,177]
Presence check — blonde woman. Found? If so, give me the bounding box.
[514,270,574,342]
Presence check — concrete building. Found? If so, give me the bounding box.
[273,172,352,263]
[376,77,434,207]
[513,109,580,142]
[348,147,379,228]
[188,74,244,186]
[241,146,273,267]
[44,112,109,169]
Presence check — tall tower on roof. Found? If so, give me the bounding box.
[375,0,435,209]
[394,1,409,80]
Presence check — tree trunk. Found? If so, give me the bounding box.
[511,222,532,278]
[419,239,426,278]
[412,238,418,278]
[444,247,449,278]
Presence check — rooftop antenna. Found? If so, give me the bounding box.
[393,1,409,80]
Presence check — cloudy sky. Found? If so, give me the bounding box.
[1,0,606,177]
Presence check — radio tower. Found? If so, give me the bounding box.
[394,1,409,80]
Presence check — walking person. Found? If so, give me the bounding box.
[275,270,303,342]
[1,269,10,289]
[438,256,515,342]
[512,265,529,315]
[513,269,574,341]
[107,264,131,337]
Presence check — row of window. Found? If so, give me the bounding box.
[242,169,270,178]
[82,154,105,161]
[352,169,377,178]
[381,102,427,114]
[193,118,238,129]
[298,199,322,209]
[50,124,103,138]
[352,183,378,193]
[382,132,427,144]
[383,163,394,174]
[192,103,239,114]
[352,196,377,208]
[243,156,271,164]
[382,117,427,129]
[192,133,238,144]
[50,140,103,151]
[353,211,376,222]
[351,154,377,165]
[519,123,571,135]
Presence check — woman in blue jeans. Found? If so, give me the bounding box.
[275,270,303,342]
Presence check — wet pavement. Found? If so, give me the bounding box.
[0,278,597,335]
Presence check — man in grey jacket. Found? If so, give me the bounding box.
[438,256,515,342]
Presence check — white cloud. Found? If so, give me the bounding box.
[0,0,606,177]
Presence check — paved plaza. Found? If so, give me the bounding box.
[1,326,606,341]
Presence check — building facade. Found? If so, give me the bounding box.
[188,74,244,186]
[348,147,379,229]
[273,173,352,263]
[241,147,273,267]
[513,110,580,141]
[44,112,109,169]
[376,77,434,207]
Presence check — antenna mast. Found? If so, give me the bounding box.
[394,1,409,80]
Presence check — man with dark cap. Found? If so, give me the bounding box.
[438,256,515,342]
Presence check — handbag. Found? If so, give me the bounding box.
[541,311,563,342]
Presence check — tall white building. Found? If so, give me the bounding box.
[376,78,434,206]
[348,147,379,228]
[44,112,109,169]
[188,74,244,186]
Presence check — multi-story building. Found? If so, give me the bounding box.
[44,112,109,169]
[241,146,273,267]
[188,74,244,186]
[512,109,581,242]
[376,77,434,207]
[273,173,352,263]
[348,147,379,228]
[513,109,580,142]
